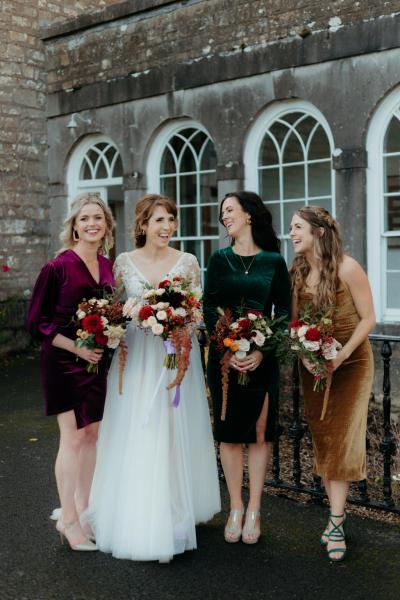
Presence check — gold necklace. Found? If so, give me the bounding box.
[237,253,256,275]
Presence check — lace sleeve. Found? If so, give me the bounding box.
[112,253,128,298]
[185,253,202,291]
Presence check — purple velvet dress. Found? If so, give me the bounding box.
[27,249,115,428]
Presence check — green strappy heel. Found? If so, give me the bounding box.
[326,513,347,561]
[320,511,347,546]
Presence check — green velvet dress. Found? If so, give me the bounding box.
[203,246,291,443]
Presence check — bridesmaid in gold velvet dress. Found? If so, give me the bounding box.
[290,206,375,562]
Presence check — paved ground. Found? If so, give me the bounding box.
[0,353,399,600]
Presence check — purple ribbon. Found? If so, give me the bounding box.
[171,384,181,408]
[163,339,175,354]
[163,339,180,408]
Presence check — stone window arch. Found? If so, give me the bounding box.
[147,120,218,275]
[367,88,400,322]
[244,101,335,262]
[67,134,124,256]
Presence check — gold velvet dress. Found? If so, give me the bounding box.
[298,281,373,481]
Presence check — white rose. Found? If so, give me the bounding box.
[101,316,109,326]
[265,327,273,337]
[76,309,86,320]
[302,340,321,352]
[235,351,247,359]
[88,299,96,305]
[247,313,257,321]
[97,299,109,307]
[147,316,157,326]
[290,328,297,339]
[156,302,167,310]
[106,338,121,349]
[174,307,187,318]
[297,325,308,339]
[142,319,149,328]
[123,297,137,318]
[144,290,154,299]
[322,339,342,360]
[230,322,239,330]
[253,331,266,347]
[236,338,251,352]
[156,310,167,321]
[152,323,164,335]
[155,288,165,296]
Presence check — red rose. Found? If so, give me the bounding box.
[139,305,155,320]
[82,314,104,334]
[238,318,252,330]
[1,265,10,272]
[158,279,171,289]
[95,333,108,346]
[305,327,321,341]
[289,319,304,329]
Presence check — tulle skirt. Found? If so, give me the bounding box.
[86,324,221,561]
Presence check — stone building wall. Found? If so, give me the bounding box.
[0,0,122,302]
[45,0,400,93]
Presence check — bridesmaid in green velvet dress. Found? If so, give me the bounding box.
[204,191,290,544]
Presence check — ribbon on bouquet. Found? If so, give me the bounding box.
[141,340,180,426]
[163,339,181,408]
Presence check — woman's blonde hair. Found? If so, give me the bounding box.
[58,192,115,255]
[290,205,343,313]
[133,194,177,248]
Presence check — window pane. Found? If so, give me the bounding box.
[283,165,305,199]
[314,196,333,213]
[259,168,280,201]
[199,172,217,204]
[387,272,400,309]
[265,201,281,235]
[189,130,206,154]
[180,146,196,173]
[204,238,219,267]
[283,132,304,163]
[105,146,116,167]
[296,116,316,145]
[200,139,217,170]
[179,174,197,205]
[308,126,331,160]
[169,134,186,156]
[385,156,400,194]
[387,237,400,269]
[96,158,108,179]
[113,155,123,177]
[160,176,176,201]
[201,205,218,235]
[283,201,306,234]
[184,239,201,261]
[169,240,182,251]
[269,120,289,146]
[161,147,176,174]
[384,196,400,231]
[384,116,400,153]
[281,112,303,126]
[308,162,331,197]
[286,239,295,265]
[259,135,278,166]
[179,207,197,236]
[80,158,92,180]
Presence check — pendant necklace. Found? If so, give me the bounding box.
[237,253,256,275]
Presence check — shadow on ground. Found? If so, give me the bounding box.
[0,353,398,600]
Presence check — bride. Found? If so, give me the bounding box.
[86,194,221,562]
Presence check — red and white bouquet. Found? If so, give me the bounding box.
[213,308,285,420]
[123,275,202,404]
[289,306,341,394]
[75,296,127,375]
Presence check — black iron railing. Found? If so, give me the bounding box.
[199,329,400,514]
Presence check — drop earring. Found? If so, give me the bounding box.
[246,215,252,226]
[73,229,79,241]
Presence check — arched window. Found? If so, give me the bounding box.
[147,121,218,275]
[67,135,124,257]
[367,89,400,322]
[245,101,335,262]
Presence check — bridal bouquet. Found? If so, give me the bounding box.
[289,306,341,392]
[75,296,127,377]
[213,307,285,420]
[123,275,202,404]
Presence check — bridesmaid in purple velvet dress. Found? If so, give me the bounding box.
[27,192,115,551]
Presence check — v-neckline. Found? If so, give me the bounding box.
[70,249,101,285]
[126,251,185,288]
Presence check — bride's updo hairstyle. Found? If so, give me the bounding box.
[219,190,280,252]
[133,194,177,248]
[290,205,343,313]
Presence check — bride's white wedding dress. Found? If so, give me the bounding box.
[87,251,221,561]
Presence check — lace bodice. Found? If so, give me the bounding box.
[113,251,202,299]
